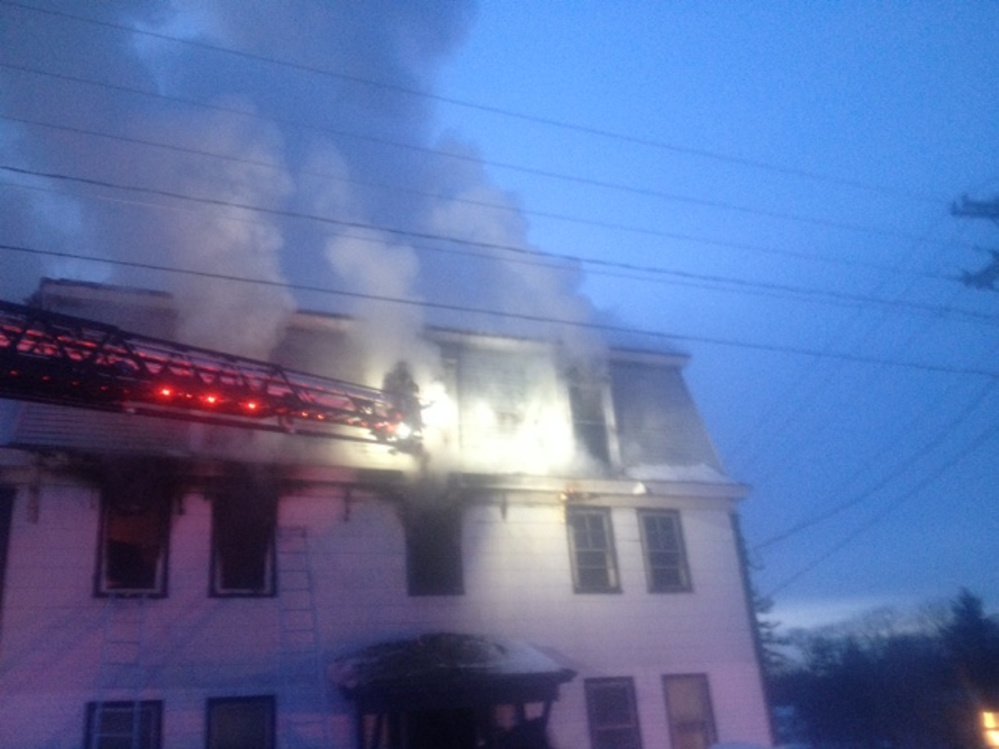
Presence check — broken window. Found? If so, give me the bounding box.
[663,674,717,749]
[96,463,173,597]
[405,508,463,596]
[210,471,277,597]
[84,700,162,749]
[584,678,642,749]
[639,510,691,593]
[206,696,275,749]
[567,508,619,593]
[568,369,611,464]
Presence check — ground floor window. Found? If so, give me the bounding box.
[206,695,275,749]
[584,677,642,749]
[663,674,717,749]
[84,700,162,749]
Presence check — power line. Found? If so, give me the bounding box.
[3,242,998,380]
[0,62,966,250]
[726,213,967,473]
[763,416,999,597]
[1,113,955,280]
[15,177,968,324]
[752,380,997,552]
[0,0,946,206]
[5,165,995,328]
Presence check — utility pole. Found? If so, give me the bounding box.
[951,195,999,291]
[951,195,999,223]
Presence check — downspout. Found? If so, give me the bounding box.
[730,511,777,746]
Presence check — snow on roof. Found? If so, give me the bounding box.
[624,462,733,484]
[331,632,574,692]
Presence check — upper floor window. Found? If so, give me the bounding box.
[405,508,464,596]
[638,511,691,593]
[206,696,275,749]
[567,369,611,465]
[84,700,162,749]
[96,465,173,597]
[210,475,277,597]
[584,677,643,749]
[567,508,619,593]
[663,674,717,749]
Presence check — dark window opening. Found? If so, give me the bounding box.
[407,708,477,749]
[585,678,642,749]
[406,508,463,596]
[567,508,619,593]
[639,511,691,593]
[568,371,610,464]
[84,700,162,749]
[206,696,275,749]
[663,674,717,749]
[211,475,277,597]
[97,463,174,596]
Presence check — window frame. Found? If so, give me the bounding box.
[84,700,162,749]
[662,673,717,749]
[584,677,643,749]
[205,695,276,749]
[567,369,612,465]
[209,489,277,598]
[638,510,692,593]
[567,507,620,594]
[404,507,464,597]
[94,485,171,598]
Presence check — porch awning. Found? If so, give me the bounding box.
[331,633,576,713]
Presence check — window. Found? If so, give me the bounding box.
[206,696,275,749]
[567,508,619,593]
[638,511,691,592]
[663,674,717,749]
[84,700,162,749]
[568,369,610,464]
[96,466,173,597]
[210,480,277,597]
[584,678,642,749]
[405,508,463,596]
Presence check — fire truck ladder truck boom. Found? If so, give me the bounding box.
[0,299,420,449]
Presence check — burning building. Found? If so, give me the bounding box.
[0,279,771,748]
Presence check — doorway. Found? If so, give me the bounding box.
[406,708,477,749]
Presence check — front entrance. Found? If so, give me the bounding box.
[335,633,576,749]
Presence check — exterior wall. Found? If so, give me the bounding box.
[0,477,770,748]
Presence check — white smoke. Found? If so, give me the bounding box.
[128,100,295,358]
[1,1,607,458]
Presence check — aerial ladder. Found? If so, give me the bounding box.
[0,298,422,450]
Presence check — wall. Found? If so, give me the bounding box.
[0,479,771,748]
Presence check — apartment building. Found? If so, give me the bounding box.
[0,279,771,749]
